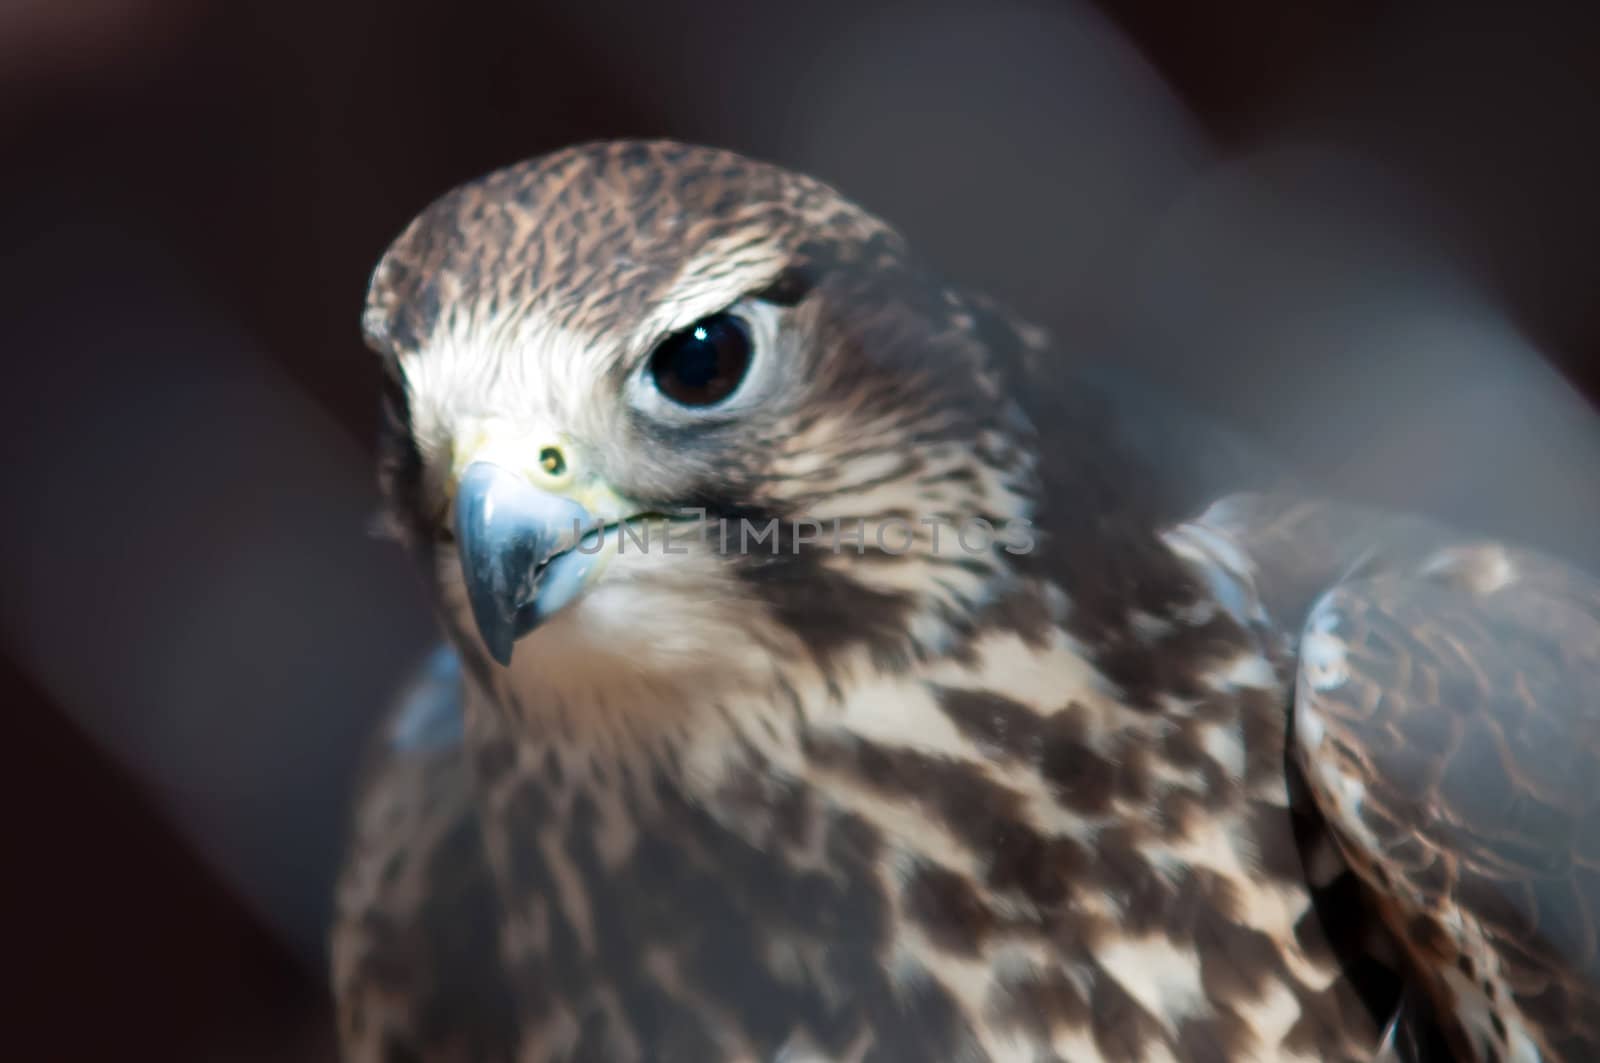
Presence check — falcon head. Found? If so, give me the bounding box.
[365,141,1043,719]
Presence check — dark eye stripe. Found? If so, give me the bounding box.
[648,313,754,408]
[750,265,815,307]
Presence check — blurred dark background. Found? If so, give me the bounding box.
[4,0,1597,1058]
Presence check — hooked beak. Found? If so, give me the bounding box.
[453,461,606,665]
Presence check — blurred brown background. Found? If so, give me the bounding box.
[4,0,1597,1058]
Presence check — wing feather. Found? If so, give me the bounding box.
[331,646,521,1062]
[1294,541,1600,1061]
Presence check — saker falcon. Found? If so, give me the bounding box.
[332,141,1600,1062]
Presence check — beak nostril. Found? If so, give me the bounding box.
[538,446,567,478]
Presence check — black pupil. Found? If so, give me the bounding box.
[649,313,752,407]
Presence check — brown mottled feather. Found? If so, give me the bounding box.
[332,653,520,1062]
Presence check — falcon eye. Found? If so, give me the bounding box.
[648,313,753,408]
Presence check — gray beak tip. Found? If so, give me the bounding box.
[483,625,516,668]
